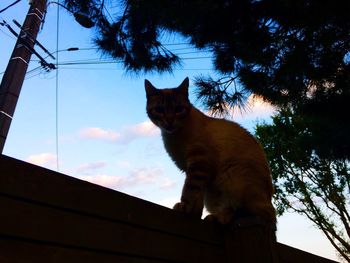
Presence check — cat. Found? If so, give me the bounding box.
[145,77,276,226]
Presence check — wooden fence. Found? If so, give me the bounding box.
[0,154,339,263]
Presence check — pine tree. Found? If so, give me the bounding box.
[63,0,350,159]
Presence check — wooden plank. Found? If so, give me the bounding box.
[277,243,339,263]
[0,155,340,263]
[0,155,222,245]
[0,238,172,263]
[0,195,226,263]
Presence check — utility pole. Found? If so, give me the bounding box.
[0,0,47,153]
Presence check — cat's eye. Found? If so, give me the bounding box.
[174,106,185,114]
[154,106,165,114]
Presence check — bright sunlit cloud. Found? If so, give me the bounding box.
[78,120,160,144]
[76,161,107,175]
[80,174,125,189]
[77,166,176,192]
[127,120,160,137]
[232,94,276,121]
[205,94,276,121]
[26,153,57,166]
[79,127,121,142]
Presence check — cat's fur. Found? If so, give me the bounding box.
[145,77,276,226]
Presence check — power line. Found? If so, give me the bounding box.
[168,46,202,52]
[18,53,213,79]
[57,67,213,71]
[43,44,210,61]
[1,19,56,71]
[71,42,194,51]
[55,1,60,171]
[181,56,212,60]
[163,43,189,46]
[55,56,211,66]
[25,69,52,79]
[102,3,114,23]
[64,45,195,52]
[25,65,42,75]
[0,27,16,40]
[12,18,55,59]
[18,56,213,76]
[73,47,98,51]
[27,49,211,68]
[176,51,211,56]
[23,63,213,78]
[0,0,21,14]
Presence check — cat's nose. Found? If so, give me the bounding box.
[164,122,174,130]
[165,116,175,126]
[163,118,175,133]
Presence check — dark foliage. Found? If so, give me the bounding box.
[194,75,249,116]
[63,0,350,159]
[255,108,350,261]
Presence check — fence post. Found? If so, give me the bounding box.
[224,217,278,263]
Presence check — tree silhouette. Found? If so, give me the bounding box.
[63,0,350,159]
[62,2,350,256]
[255,108,350,262]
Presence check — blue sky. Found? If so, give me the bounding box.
[0,1,339,261]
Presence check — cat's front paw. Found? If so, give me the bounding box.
[173,201,202,218]
[203,214,219,223]
[173,201,186,212]
[203,213,232,224]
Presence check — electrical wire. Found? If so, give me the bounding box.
[58,65,213,70]
[181,56,212,60]
[176,51,211,56]
[168,46,202,52]
[0,0,21,14]
[73,43,193,51]
[19,46,212,80]
[55,2,60,171]
[25,65,42,75]
[163,43,189,46]
[57,41,209,56]
[25,69,53,79]
[102,3,114,23]
[55,56,212,66]
[25,68,44,79]
[22,54,213,77]
[0,27,16,40]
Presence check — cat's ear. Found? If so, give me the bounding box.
[178,77,189,96]
[145,79,158,98]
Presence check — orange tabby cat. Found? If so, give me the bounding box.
[145,77,276,226]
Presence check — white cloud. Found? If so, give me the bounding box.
[116,160,132,168]
[158,178,177,190]
[77,167,160,189]
[26,153,57,166]
[205,94,276,121]
[76,161,107,175]
[78,120,159,144]
[79,127,121,142]
[77,166,177,193]
[128,167,161,184]
[80,174,125,189]
[232,94,276,121]
[127,121,160,137]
